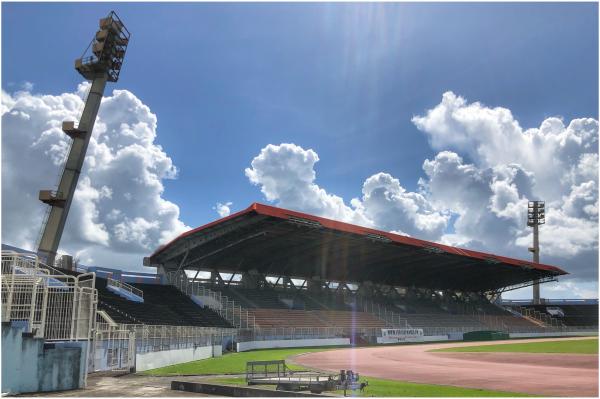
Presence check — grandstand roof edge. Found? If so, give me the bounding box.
[149,202,567,276]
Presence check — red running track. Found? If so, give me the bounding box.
[292,337,598,397]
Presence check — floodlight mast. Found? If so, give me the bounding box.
[37,11,130,266]
[527,200,545,304]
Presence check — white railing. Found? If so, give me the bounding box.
[90,312,136,372]
[91,313,234,371]
[236,326,385,342]
[167,271,255,329]
[1,250,66,276]
[1,252,98,341]
[107,277,144,299]
[355,296,412,329]
[510,305,565,328]
[129,324,232,353]
[96,316,234,354]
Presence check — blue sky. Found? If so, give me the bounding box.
[4,2,597,227]
[2,3,598,298]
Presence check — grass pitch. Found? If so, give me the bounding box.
[144,345,535,396]
[433,338,598,354]
[142,347,336,375]
[208,376,535,397]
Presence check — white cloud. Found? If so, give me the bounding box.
[245,143,448,240]
[4,82,596,298]
[412,91,598,202]
[413,91,598,284]
[21,81,34,91]
[503,280,598,300]
[214,202,233,218]
[1,83,190,270]
[354,172,448,240]
[245,92,598,297]
[245,143,370,226]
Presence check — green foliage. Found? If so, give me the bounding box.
[433,338,598,354]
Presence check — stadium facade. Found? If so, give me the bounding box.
[2,203,597,394]
[3,9,596,396]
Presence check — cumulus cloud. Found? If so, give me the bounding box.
[353,172,448,240]
[412,91,598,202]
[245,143,371,226]
[21,81,34,91]
[245,92,598,296]
[1,83,190,269]
[245,143,449,240]
[214,202,233,218]
[4,82,596,297]
[413,92,598,281]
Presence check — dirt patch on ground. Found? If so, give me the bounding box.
[293,337,598,397]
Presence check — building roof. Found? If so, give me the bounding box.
[149,203,567,292]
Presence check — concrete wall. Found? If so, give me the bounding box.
[1,324,87,394]
[509,331,598,339]
[236,338,350,352]
[423,335,449,342]
[213,345,223,357]
[136,345,220,372]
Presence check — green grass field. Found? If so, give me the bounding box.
[142,347,337,375]
[207,376,535,397]
[144,345,539,396]
[433,338,598,354]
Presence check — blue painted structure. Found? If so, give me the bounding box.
[1,323,87,394]
[106,284,144,302]
[84,266,166,285]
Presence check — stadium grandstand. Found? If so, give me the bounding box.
[3,8,596,396]
[2,203,597,393]
[145,202,580,337]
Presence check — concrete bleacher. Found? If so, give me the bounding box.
[248,308,386,329]
[210,286,386,329]
[401,313,486,330]
[364,292,545,332]
[250,309,328,328]
[217,287,289,309]
[522,304,598,327]
[318,310,386,329]
[54,263,555,333]
[205,285,556,332]
[58,269,232,328]
[128,282,232,327]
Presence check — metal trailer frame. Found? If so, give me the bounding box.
[245,360,362,394]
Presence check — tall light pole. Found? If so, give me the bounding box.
[527,201,545,304]
[37,11,130,266]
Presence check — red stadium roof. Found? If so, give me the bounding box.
[149,203,567,291]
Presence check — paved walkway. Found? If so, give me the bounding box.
[293,337,598,397]
[25,374,212,397]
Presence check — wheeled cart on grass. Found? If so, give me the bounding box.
[245,360,365,394]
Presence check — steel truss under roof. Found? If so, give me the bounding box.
[148,203,567,292]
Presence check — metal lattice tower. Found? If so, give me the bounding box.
[37,11,130,266]
[527,200,545,304]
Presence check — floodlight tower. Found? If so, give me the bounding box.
[37,11,130,266]
[527,200,545,304]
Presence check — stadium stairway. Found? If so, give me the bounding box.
[208,286,388,329]
[518,304,598,327]
[57,269,232,328]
